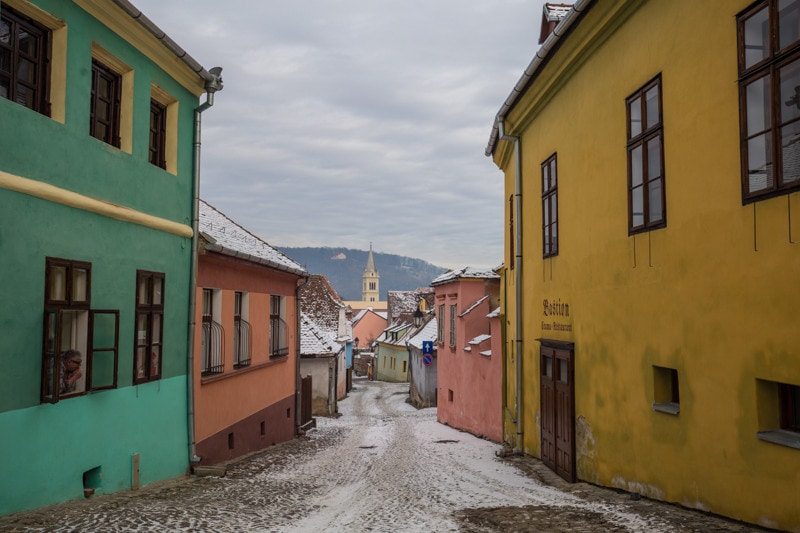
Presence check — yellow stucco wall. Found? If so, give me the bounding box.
[496,0,800,530]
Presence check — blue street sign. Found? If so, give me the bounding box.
[422,341,433,354]
[423,354,433,367]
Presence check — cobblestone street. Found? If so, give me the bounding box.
[0,379,778,532]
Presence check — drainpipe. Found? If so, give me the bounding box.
[187,67,223,465]
[499,120,523,454]
[296,276,310,435]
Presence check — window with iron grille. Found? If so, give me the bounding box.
[542,153,558,257]
[149,99,167,169]
[626,75,666,234]
[270,295,288,358]
[42,257,119,404]
[233,291,251,368]
[90,59,121,148]
[0,5,51,115]
[737,0,800,202]
[134,271,164,384]
[201,288,224,375]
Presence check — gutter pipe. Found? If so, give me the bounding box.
[485,0,592,157]
[296,276,310,435]
[112,0,216,87]
[487,0,592,456]
[500,121,524,454]
[187,68,223,464]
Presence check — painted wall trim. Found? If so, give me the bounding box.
[0,170,193,238]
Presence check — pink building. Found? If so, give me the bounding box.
[351,308,387,350]
[433,267,502,442]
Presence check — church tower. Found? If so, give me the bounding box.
[362,243,380,302]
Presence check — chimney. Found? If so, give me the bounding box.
[539,3,573,44]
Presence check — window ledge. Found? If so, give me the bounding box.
[652,402,680,415]
[201,357,287,385]
[757,430,800,449]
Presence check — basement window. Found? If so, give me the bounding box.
[757,379,800,449]
[652,366,680,415]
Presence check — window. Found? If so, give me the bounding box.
[90,59,121,147]
[757,379,800,448]
[449,304,456,348]
[542,154,558,257]
[149,99,166,169]
[201,288,224,375]
[437,304,445,343]
[626,75,666,233]
[652,366,680,415]
[42,257,119,403]
[270,295,288,358]
[738,0,800,202]
[233,291,251,368]
[134,271,164,384]
[0,5,50,115]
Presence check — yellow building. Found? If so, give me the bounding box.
[487,1,800,530]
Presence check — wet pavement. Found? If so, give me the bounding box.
[0,379,780,532]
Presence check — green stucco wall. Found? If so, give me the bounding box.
[0,0,201,515]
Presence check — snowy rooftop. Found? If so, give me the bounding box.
[431,267,499,286]
[300,312,341,356]
[199,200,307,277]
[407,317,438,349]
[469,334,491,345]
[460,295,490,318]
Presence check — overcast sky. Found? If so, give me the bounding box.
[132,0,547,270]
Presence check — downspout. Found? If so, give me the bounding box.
[499,120,523,454]
[187,67,223,465]
[296,276,310,435]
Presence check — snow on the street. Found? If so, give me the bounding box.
[1,379,675,532]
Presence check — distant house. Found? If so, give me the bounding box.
[433,267,502,442]
[351,307,388,350]
[0,0,221,514]
[374,288,435,382]
[300,312,345,415]
[408,315,438,408]
[194,200,307,465]
[299,274,351,398]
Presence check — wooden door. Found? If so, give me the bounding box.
[540,342,575,482]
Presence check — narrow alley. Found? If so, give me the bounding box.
[0,380,772,532]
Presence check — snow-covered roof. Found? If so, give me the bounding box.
[407,317,438,349]
[469,334,491,345]
[431,267,500,286]
[199,200,307,277]
[460,295,489,318]
[300,312,341,357]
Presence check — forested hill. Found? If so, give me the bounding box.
[278,247,448,301]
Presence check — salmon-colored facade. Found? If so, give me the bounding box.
[434,268,502,442]
[193,201,307,466]
[352,308,387,350]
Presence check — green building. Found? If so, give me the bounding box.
[0,0,221,514]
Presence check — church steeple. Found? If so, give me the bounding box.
[362,243,380,302]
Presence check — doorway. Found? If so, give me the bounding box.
[540,340,575,482]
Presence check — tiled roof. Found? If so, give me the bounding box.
[407,317,438,349]
[300,312,341,357]
[299,275,344,333]
[199,200,307,277]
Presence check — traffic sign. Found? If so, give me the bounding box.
[423,354,433,367]
[422,341,433,354]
